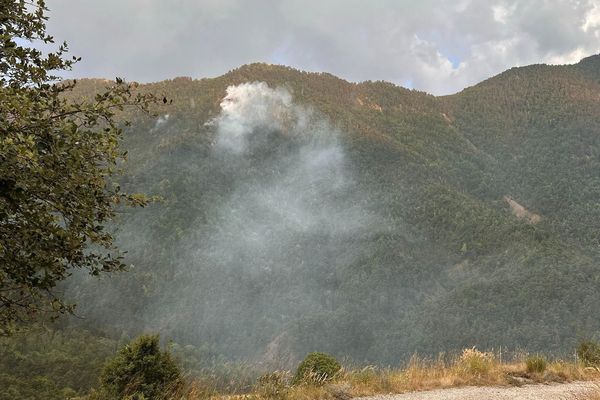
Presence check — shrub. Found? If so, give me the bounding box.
[577,341,600,366]
[100,334,182,399]
[294,352,341,384]
[526,355,547,373]
[456,348,495,376]
[255,371,290,400]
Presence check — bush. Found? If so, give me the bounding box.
[526,355,547,373]
[456,348,494,376]
[293,352,341,384]
[577,341,600,366]
[99,334,182,399]
[255,371,290,400]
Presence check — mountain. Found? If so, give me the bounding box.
[54,55,600,365]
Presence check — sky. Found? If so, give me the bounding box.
[45,0,600,95]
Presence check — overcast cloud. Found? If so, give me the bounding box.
[46,0,600,95]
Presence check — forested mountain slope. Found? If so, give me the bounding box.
[49,55,600,365]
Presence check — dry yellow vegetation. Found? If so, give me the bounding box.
[174,349,600,400]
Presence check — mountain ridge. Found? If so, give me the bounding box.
[59,54,600,365]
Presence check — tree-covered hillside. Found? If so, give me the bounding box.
[69,55,600,359]
[4,55,600,397]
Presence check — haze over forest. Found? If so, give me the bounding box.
[3,1,600,399]
[56,54,600,366]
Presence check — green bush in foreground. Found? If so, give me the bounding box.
[99,335,182,399]
[577,341,600,366]
[526,355,547,373]
[294,352,341,384]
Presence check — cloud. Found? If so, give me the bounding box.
[45,0,600,95]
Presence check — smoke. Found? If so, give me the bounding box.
[152,114,170,131]
[142,81,384,358]
[211,82,296,153]
[205,82,372,248]
[198,83,378,274]
[66,81,386,363]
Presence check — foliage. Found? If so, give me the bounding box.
[577,341,600,367]
[0,325,117,400]
[184,353,600,399]
[526,355,547,373]
[2,34,600,390]
[456,348,495,376]
[255,371,290,400]
[46,55,600,367]
[99,334,182,399]
[0,0,158,330]
[294,352,341,384]
[168,342,258,394]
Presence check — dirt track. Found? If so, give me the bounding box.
[356,381,598,400]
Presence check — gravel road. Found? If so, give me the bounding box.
[355,381,598,400]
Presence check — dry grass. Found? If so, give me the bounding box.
[179,348,600,400]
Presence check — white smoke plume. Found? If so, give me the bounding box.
[152,113,170,131]
[199,82,377,274]
[69,81,387,362]
[212,82,297,153]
